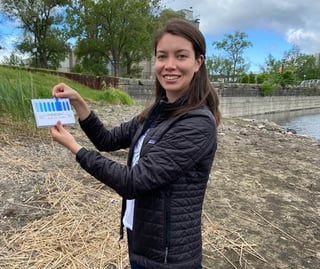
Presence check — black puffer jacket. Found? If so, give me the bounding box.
[76,98,217,269]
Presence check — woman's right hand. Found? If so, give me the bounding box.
[52,83,82,105]
[52,83,90,121]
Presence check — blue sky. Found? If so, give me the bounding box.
[1,0,320,73]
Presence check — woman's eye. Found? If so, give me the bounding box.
[157,55,166,60]
[177,54,187,59]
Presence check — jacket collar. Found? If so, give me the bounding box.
[158,94,187,112]
[142,95,187,133]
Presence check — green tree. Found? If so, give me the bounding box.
[256,73,267,84]
[282,46,320,82]
[260,55,298,88]
[206,55,232,82]
[283,45,301,70]
[67,0,161,77]
[1,0,70,69]
[261,46,320,87]
[157,8,184,26]
[0,15,3,51]
[1,53,25,66]
[294,54,318,81]
[248,72,255,83]
[261,54,281,74]
[239,73,249,83]
[212,31,252,82]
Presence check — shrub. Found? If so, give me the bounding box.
[259,81,277,96]
[248,72,256,84]
[97,88,134,105]
[256,73,266,84]
[239,74,249,83]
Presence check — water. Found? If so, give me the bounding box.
[279,113,320,140]
[249,108,320,140]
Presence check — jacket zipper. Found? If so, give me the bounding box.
[163,188,171,264]
[164,246,169,264]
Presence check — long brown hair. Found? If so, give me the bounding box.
[139,18,221,126]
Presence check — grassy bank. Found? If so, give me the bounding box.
[0,66,133,133]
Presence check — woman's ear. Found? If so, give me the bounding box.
[195,54,205,72]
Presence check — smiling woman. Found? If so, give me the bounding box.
[49,18,221,269]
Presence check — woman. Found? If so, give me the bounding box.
[50,18,221,269]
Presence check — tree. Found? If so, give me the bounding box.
[67,0,161,77]
[261,46,320,87]
[212,31,252,82]
[0,14,3,50]
[282,46,320,81]
[206,55,232,82]
[261,54,281,74]
[1,0,70,69]
[1,52,25,66]
[260,52,297,88]
[157,8,184,27]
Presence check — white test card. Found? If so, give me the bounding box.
[31,98,75,127]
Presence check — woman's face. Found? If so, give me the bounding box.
[155,33,203,103]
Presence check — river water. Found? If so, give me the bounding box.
[249,108,320,140]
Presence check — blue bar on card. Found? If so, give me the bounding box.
[62,101,66,111]
[55,99,62,111]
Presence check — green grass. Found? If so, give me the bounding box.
[0,66,134,133]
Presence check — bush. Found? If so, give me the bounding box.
[280,70,296,87]
[248,72,256,84]
[259,81,277,96]
[256,73,266,84]
[239,74,249,83]
[97,88,134,105]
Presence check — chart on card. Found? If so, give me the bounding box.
[31,98,75,127]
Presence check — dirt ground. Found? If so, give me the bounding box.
[0,104,319,269]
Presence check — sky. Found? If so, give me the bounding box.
[164,0,320,72]
[0,0,320,73]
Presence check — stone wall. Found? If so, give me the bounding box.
[220,96,320,118]
[118,78,155,104]
[118,78,320,117]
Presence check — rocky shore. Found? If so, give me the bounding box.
[0,103,319,268]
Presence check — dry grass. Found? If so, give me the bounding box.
[0,167,128,269]
[0,132,266,269]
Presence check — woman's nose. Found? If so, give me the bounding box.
[165,56,176,69]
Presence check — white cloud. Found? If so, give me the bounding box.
[165,0,320,54]
[286,28,320,54]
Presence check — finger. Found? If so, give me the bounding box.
[49,126,58,140]
[52,83,65,98]
[56,120,63,130]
